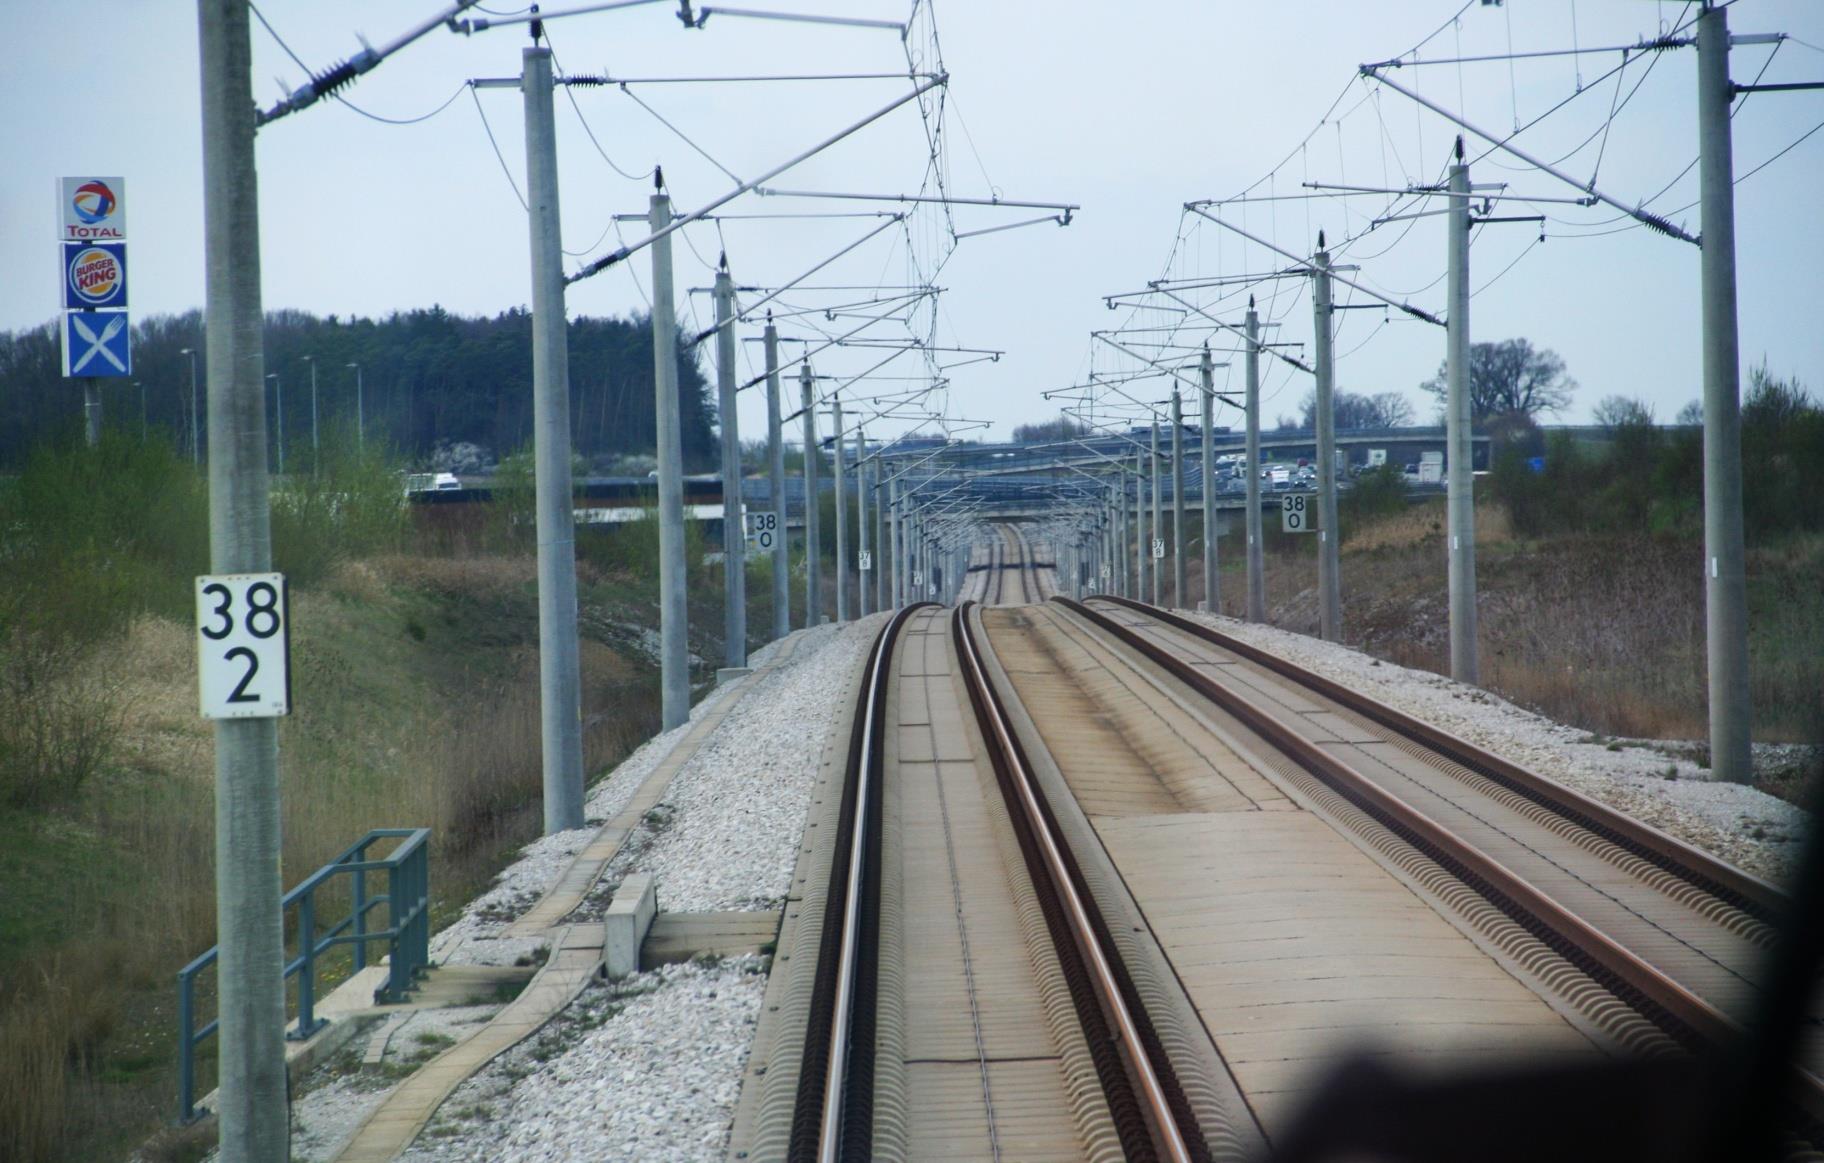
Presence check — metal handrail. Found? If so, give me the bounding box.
[176,827,431,1124]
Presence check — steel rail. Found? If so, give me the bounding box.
[1021,524,1036,605]
[1055,595,1824,1129]
[792,602,928,1163]
[1007,534,1017,604]
[1015,525,1035,603]
[1083,595,1786,920]
[953,602,1197,1163]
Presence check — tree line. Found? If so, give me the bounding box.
[1493,363,1823,543]
[1274,338,1576,432]
[0,307,719,472]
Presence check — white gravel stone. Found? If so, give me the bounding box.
[1176,609,1810,883]
[602,615,883,912]
[273,620,878,1163]
[287,1005,499,1163]
[395,958,770,1163]
[429,827,595,968]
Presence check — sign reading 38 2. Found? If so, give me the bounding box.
[195,573,292,719]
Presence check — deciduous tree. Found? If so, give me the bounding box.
[1593,395,1655,432]
[1010,414,1090,443]
[1297,389,1415,430]
[1421,337,1575,421]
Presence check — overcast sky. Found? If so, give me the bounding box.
[5,1,1822,446]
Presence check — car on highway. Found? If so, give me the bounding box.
[403,472,461,495]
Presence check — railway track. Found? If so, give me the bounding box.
[741,601,1251,1160]
[1063,595,1823,1141]
[1008,523,1047,603]
[969,523,1047,606]
[733,589,1814,1160]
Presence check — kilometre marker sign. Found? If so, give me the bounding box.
[744,510,778,552]
[1282,493,1315,533]
[196,573,292,719]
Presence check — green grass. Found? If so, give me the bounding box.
[0,808,124,954]
[0,433,773,1162]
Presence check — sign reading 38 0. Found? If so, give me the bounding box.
[195,573,292,719]
[1281,493,1316,533]
[744,510,778,551]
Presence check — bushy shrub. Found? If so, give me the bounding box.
[0,433,196,808]
[575,504,711,590]
[483,445,538,552]
[1341,463,1409,530]
[272,422,406,583]
[1742,364,1824,539]
[0,629,120,810]
[0,430,208,635]
[1490,366,1822,545]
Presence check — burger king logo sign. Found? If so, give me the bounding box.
[64,243,128,309]
[60,176,126,240]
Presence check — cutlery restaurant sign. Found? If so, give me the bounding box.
[59,177,132,377]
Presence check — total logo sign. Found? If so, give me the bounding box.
[64,243,128,309]
[60,177,126,240]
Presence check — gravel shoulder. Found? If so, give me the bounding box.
[276,616,882,1163]
[1175,607,1810,884]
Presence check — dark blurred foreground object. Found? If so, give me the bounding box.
[1269,746,1824,1163]
[1268,1054,1749,1163]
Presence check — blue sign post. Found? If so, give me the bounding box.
[59,177,131,444]
[62,310,133,377]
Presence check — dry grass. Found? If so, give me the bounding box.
[0,630,124,811]
[0,547,666,1162]
[1340,498,1513,554]
[0,965,82,1163]
[112,616,213,787]
[1474,537,1710,740]
[367,551,538,599]
[1191,500,1819,748]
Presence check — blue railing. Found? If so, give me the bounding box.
[176,828,431,1124]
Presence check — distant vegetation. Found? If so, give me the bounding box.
[0,424,687,1161]
[1280,389,1415,431]
[1420,337,1577,422]
[1490,363,1824,543]
[0,307,719,472]
[1010,413,1091,443]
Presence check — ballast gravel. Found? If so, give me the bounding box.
[395,957,769,1163]
[1176,608,1810,884]
[600,614,884,912]
[426,637,805,967]
[429,826,596,967]
[271,618,878,1163]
